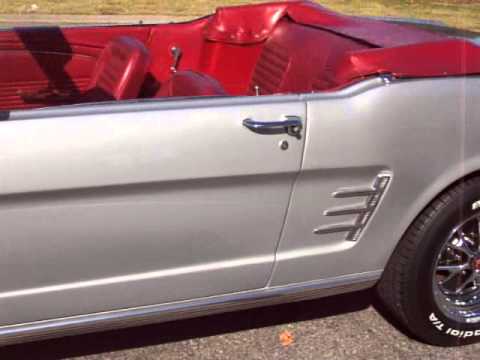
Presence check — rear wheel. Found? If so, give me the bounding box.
[378,177,480,346]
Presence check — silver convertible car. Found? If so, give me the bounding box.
[1,0,480,347]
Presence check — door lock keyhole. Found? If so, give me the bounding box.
[279,140,289,151]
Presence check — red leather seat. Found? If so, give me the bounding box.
[248,20,369,95]
[83,36,151,101]
[157,71,228,97]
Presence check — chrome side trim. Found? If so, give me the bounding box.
[0,270,382,346]
[324,203,371,216]
[348,172,392,241]
[315,171,393,241]
[333,187,378,198]
[313,222,361,235]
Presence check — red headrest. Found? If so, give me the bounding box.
[89,36,151,100]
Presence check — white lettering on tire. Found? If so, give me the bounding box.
[430,313,480,338]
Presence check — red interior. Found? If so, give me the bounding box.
[1,0,479,111]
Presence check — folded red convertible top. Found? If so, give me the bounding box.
[205,0,480,81]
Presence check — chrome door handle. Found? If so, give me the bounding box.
[243,116,303,137]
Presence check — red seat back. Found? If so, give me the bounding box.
[88,36,151,101]
[249,20,369,95]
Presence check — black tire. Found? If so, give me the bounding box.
[377,177,480,346]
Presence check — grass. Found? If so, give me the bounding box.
[0,0,479,31]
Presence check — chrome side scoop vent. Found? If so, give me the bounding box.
[314,172,392,241]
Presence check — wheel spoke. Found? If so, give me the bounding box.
[448,243,475,258]
[463,235,476,248]
[455,271,477,295]
[438,263,469,284]
[437,264,468,273]
[449,233,476,258]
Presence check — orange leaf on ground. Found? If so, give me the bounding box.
[279,330,295,347]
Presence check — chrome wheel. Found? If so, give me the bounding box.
[434,211,480,324]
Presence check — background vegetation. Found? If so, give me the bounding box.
[0,0,478,31]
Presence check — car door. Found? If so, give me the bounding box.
[0,96,305,325]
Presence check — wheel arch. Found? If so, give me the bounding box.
[384,161,480,271]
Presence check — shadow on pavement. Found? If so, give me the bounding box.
[0,289,407,359]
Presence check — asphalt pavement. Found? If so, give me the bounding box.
[0,290,479,359]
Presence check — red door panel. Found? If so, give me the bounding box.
[0,50,95,110]
[0,25,151,110]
